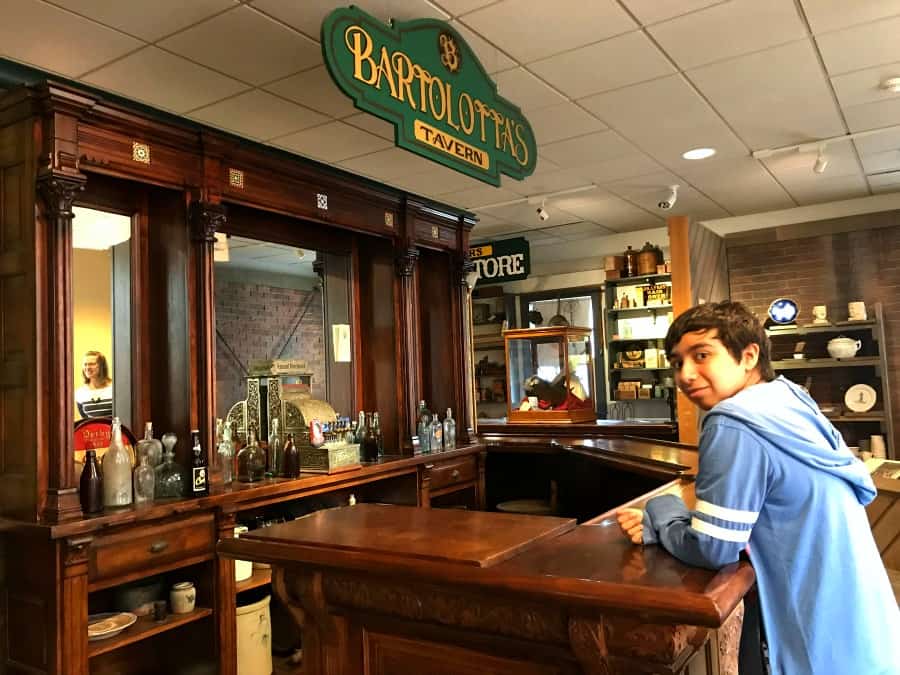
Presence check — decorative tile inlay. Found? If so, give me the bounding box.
[228,168,244,189]
[431,225,440,240]
[132,141,150,165]
[384,212,394,228]
[316,193,328,210]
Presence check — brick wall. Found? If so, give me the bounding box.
[728,225,900,455]
[215,277,325,419]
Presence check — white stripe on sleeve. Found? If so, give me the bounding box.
[691,517,752,543]
[695,499,759,524]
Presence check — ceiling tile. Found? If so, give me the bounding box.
[579,152,664,184]
[49,0,238,42]
[522,230,569,245]
[338,148,437,180]
[816,14,900,75]
[860,148,900,175]
[800,0,900,35]
[189,89,329,139]
[605,171,730,219]
[761,141,860,179]
[854,127,900,155]
[527,103,606,145]
[342,113,396,140]
[551,192,661,229]
[688,39,845,149]
[159,5,321,85]
[83,46,248,113]
[843,96,900,132]
[506,166,598,198]
[461,0,636,63]
[250,0,448,38]
[620,0,722,25]
[450,20,516,74]
[438,185,523,209]
[540,130,638,168]
[678,157,795,215]
[435,0,497,16]
[528,31,674,99]
[471,219,528,238]
[579,75,747,167]
[493,68,567,111]
[264,66,357,118]
[868,171,900,192]
[648,0,806,70]
[787,172,870,204]
[393,165,487,196]
[548,222,615,239]
[271,121,392,162]
[0,0,142,78]
[831,60,900,108]
[476,201,581,228]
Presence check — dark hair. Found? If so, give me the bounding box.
[664,301,775,381]
[82,350,111,386]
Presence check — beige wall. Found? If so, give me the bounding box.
[73,248,112,420]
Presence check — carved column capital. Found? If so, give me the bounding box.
[457,253,476,288]
[189,201,227,243]
[396,246,419,277]
[37,175,86,218]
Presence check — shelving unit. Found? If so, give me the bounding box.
[766,302,894,459]
[472,288,512,420]
[603,274,676,421]
[88,608,213,658]
[236,568,272,593]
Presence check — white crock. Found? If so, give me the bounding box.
[826,337,861,359]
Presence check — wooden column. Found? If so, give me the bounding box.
[456,251,477,443]
[396,201,422,448]
[668,215,698,445]
[38,173,86,522]
[189,201,225,485]
[61,536,92,675]
[216,509,238,675]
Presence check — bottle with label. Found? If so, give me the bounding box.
[218,419,234,484]
[442,408,456,451]
[137,421,163,467]
[268,418,283,477]
[133,448,155,505]
[416,400,432,453]
[102,417,133,507]
[430,412,443,452]
[372,412,384,458]
[362,413,379,462]
[79,449,103,514]
[281,433,300,478]
[190,429,209,497]
[236,426,266,483]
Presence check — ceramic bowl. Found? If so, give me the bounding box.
[826,337,861,359]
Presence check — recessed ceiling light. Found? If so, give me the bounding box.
[682,147,716,160]
[880,77,900,93]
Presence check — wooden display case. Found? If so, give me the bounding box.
[503,326,597,424]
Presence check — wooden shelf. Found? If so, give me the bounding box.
[826,414,885,423]
[608,304,672,315]
[610,367,672,373]
[475,368,506,378]
[609,336,666,344]
[767,320,876,337]
[772,357,880,370]
[606,273,671,286]
[88,608,213,658]
[474,336,504,349]
[236,568,272,593]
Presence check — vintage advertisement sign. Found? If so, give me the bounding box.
[469,237,530,284]
[321,7,537,186]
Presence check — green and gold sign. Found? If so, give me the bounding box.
[321,7,537,186]
[469,237,530,284]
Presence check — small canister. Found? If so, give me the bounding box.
[637,242,661,275]
[170,581,196,614]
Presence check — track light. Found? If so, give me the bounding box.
[536,199,549,221]
[813,145,828,174]
[657,185,679,210]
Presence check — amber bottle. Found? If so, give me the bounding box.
[79,449,103,514]
[281,433,300,478]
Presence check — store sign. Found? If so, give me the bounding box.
[469,238,530,284]
[321,7,537,186]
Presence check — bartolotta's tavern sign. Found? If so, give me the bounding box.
[322,7,537,186]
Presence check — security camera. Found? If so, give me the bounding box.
[536,206,549,221]
[658,185,679,210]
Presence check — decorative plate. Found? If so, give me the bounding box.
[844,384,877,413]
[767,297,799,325]
[88,612,137,641]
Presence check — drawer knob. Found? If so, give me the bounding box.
[149,540,169,554]
[451,469,460,479]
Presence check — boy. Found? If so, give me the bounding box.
[617,301,899,674]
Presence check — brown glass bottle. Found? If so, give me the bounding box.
[362,413,379,462]
[79,449,103,514]
[280,433,300,478]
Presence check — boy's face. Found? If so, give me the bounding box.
[669,329,760,411]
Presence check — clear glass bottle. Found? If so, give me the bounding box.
[217,419,234,484]
[356,410,366,444]
[268,418,282,477]
[443,408,456,451]
[133,450,155,505]
[416,400,432,453]
[190,429,209,497]
[137,421,163,467]
[372,412,384,458]
[280,433,300,478]
[346,420,357,445]
[80,449,103,514]
[155,432,186,499]
[102,417,133,507]
[430,413,443,452]
[237,426,266,483]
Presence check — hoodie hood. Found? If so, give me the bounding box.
[704,376,877,505]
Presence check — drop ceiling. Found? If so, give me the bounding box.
[3,0,900,247]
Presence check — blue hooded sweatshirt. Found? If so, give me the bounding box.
[643,376,900,674]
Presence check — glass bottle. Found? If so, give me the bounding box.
[281,433,300,478]
[416,400,432,454]
[155,432,186,498]
[102,417,133,507]
[79,449,103,514]
[356,411,366,444]
[346,420,357,444]
[268,418,282,477]
[237,426,266,483]
[443,408,456,451]
[372,412,384,458]
[133,449,155,505]
[430,412,443,452]
[361,413,379,462]
[190,429,209,497]
[137,421,163,467]
[218,419,235,484]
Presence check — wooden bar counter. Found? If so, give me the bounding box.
[219,442,754,675]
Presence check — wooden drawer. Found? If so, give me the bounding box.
[426,456,476,491]
[89,513,216,585]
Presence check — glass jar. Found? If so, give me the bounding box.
[102,417,133,507]
[217,419,235,484]
[155,432,186,499]
[136,421,163,467]
[237,426,266,483]
[133,451,155,505]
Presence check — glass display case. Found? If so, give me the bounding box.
[503,326,597,424]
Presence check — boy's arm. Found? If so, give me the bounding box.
[643,420,770,570]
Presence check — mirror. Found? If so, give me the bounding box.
[72,206,133,427]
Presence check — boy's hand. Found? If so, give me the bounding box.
[616,508,644,545]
